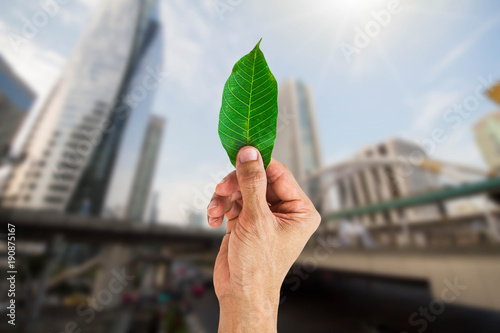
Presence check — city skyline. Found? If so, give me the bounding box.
[0,0,164,216]
[1,0,499,224]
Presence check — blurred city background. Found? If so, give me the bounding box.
[1,0,500,332]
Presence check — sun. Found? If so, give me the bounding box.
[327,0,391,17]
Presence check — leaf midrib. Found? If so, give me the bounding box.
[247,48,257,143]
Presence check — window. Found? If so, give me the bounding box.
[84,116,101,124]
[49,184,69,192]
[53,173,75,181]
[72,133,88,141]
[44,196,64,203]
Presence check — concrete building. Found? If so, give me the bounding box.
[125,115,165,221]
[273,79,322,196]
[336,138,441,245]
[0,55,36,157]
[474,111,500,174]
[1,0,163,215]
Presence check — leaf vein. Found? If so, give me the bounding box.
[256,135,275,149]
[231,75,250,95]
[219,122,246,144]
[238,60,253,72]
[223,94,246,118]
[221,107,246,131]
[251,86,277,106]
[247,47,258,142]
[234,70,252,84]
[227,85,250,107]
[252,76,273,91]
[249,110,278,133]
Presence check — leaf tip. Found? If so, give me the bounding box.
[254,38,263,50]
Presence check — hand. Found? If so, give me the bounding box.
[207,146,321,332]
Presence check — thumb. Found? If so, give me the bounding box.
[235,146,268,212]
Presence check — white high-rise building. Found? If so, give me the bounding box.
[124,115,165,221]
[273,79,322,193]
[1,0,163,215]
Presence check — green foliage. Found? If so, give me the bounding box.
[218,39,278,168]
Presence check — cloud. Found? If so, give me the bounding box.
[410,89,464,134]
[154,160,233,224]
[159,0,221,87]
[425,14,500,82]
[402,80,489,168]
[76,0,100,8]
[58,0,97,26]
[434,128,484,168]
[0,20,65,96]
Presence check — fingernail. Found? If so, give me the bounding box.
[220,176,229,184]
[208,200,218,210]
[208,217,219,226]
[239,147,258,163]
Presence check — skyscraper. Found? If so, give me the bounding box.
[124,115,165,221]
[0,55,35,158]
[273,79,322,192]
[1,0,163,215]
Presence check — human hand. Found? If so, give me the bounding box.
[207,146,321,332]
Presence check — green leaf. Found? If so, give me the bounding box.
[218,39,278,169]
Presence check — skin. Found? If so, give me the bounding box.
[207,146,321,332]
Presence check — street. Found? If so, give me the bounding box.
[191,270,500,333]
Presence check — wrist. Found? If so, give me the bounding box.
[218,292,279,333]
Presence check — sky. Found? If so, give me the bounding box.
[1,0,500,225]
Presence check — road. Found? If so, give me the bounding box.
[191,270,500,333]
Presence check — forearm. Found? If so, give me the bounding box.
[218,293,279,333]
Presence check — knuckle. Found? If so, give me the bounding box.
[282,164,291,175]
[241,169,266,188]
[307,209,322,231]
[314,210,322,226]
[283,164,296,180]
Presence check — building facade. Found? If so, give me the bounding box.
[1,0,163,215]
[474,111,500,174]
[0,55,36,157]
[124,115,165,221]
[272,79,322,195]
[334,138,440,245]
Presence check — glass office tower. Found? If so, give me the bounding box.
[1,0,163,216]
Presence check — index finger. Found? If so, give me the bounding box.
[266,158,305,203]
[215,171,239,197]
